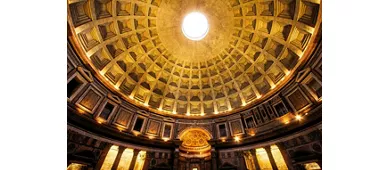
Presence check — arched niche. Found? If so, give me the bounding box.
[177,126,213,140]
[177,128,212,158]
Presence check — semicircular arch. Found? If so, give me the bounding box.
[177,126,213,140]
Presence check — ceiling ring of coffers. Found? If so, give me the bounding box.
[67,0,322,119]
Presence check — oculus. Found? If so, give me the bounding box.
[182,12,209,41]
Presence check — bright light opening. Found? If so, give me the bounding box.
[182,12,209,41]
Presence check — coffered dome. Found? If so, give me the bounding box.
[67,0,321,118]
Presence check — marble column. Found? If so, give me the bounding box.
[173,140,182,170]
[111,146,126,170]
[264,146,278,170]
[211,148,218,170]
[250,149,261,170]
[142,152,152,170]
[94,143,113,170]
[275,143,294,170]
[128,149,141,170]
[173,148,180,169]
[237,151,246,170]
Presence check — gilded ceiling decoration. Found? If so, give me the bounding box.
[180,129,211,148]
[179,129,211,158]
[67,0,321,118]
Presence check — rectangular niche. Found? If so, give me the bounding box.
[265,103,278,119]
[244,116,256,129]
[217,123,228,138]
[67,72,87,101]
[132,116,146,133]
[313,54,322,75]
[113,108,133,128]
[75,86,104,114]
[259,106,269,123]
[302,73,322,101]
[162,123,173,139]
[229,119,245,136]
[252,108,263,124]
[97,100,118,121]
[286,87,312,112]
[146,119,161,136]
[273,101,289,117]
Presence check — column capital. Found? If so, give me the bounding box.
[273,142,285,149]
[145,152,153,159]
[118,146,126,152]
[249,148,256,154]
[173,139,183,146]
[235,150,245,158]
[133,148,141,154]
